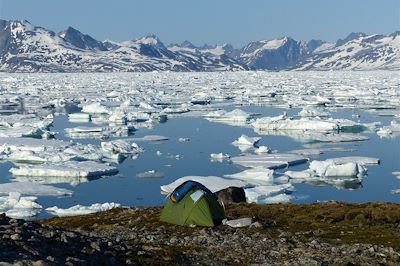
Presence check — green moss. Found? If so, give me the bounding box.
[42,202,400,249]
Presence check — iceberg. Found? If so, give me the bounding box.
[205,109,257,125]
[11,175,91,186]
[224,167,274,183]
[232,134,261,146]
[377,121,400,138]
[65,126,131,139]
[230,153,308,169]
[81,102,111,114]
[131,135,169,142]
[0,192,42,219]
[160,176,250,194]
[46,202,121,217]
[255,146,271,154]
[309,161,366,178]
[68,113,91,122]
[245,183,294,203]
[0,182,72,196]
[10,161,118,178]
[101,139,143,154]
[136,170,164,178]
[210,153,230,161]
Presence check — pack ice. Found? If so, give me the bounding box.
[0,192,42,219]
[46,202,121,217]
[10,161,118,178]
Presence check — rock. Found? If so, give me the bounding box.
[216,186,246,205]
[10,233,22,241]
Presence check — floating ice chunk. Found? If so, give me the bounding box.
[108,111,127,125]
[0,182,72,196]
[392,172,400,179]
[132,135,169,142]
[205,109,255,123]
[68,113,91,122]
[136,170,164,178]
[210,153,230,161]
[65,126,131,138]
[245,184,294,203]
[101,139,143,154]
[285,170,315,179]
[232,135,261,147]
[252,116,339,132]
[0,192,42,219]
[12,176,90,186]
[310,161,366,178]
[255,146,271,154]
[377,121,400,138]
[178,137,190,142]
[46,202,121,217]
[298,107,330,118]
[10,161,118,178]
[252,115,373,133]
[325,156,380,165]
[231,153,308,169]
[254,193,293,204]
[162,107,189,114]
[81,102,111,114]
[224,167,274,183]
[160,176,250,194]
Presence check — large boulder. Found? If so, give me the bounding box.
[216,187,246,205]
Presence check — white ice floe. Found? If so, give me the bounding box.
[65,126,131,139]
[284,156,376,180]
[393,172,400,179]
[377,121,400,138]
[230,153,308,169]
[81,102,111,114]
[245,184,294,204]
[252,115,374,133]
[136,170,164,178]
[11,175,90,186]
[210,153,230,161]
[160,176,250,194]
[0,192,42,219]
[101,139,143,154]
[178,137,190,142]
[0,182,73,196]
[108,111,127,125]
[205,109,256,125]
[309,161,366,178]
[232,134,261,146]
[68,113,91,122]
[131,135,169,142]
[298,107,330,118]
[10,161,118,178]
[224,167,274,183]
[255,146,271,154]
[46,202,121,217]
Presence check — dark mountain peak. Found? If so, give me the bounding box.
[306,39,325,51]
[59,26,107,51]
[336,32,367,46]
[180,40,196,49]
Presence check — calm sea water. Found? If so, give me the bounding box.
[0,105,399,218]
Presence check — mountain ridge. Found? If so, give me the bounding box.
[0,19,398,72]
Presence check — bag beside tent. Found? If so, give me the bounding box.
[160,181,225,227]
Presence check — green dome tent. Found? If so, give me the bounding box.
[160,181,226,227]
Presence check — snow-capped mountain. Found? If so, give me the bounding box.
[0,19,398,72]
[298,32,400,70]
[0,19,246,72]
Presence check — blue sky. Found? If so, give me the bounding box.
[0,0,398,47]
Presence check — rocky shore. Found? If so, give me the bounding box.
[1,202,400,265]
